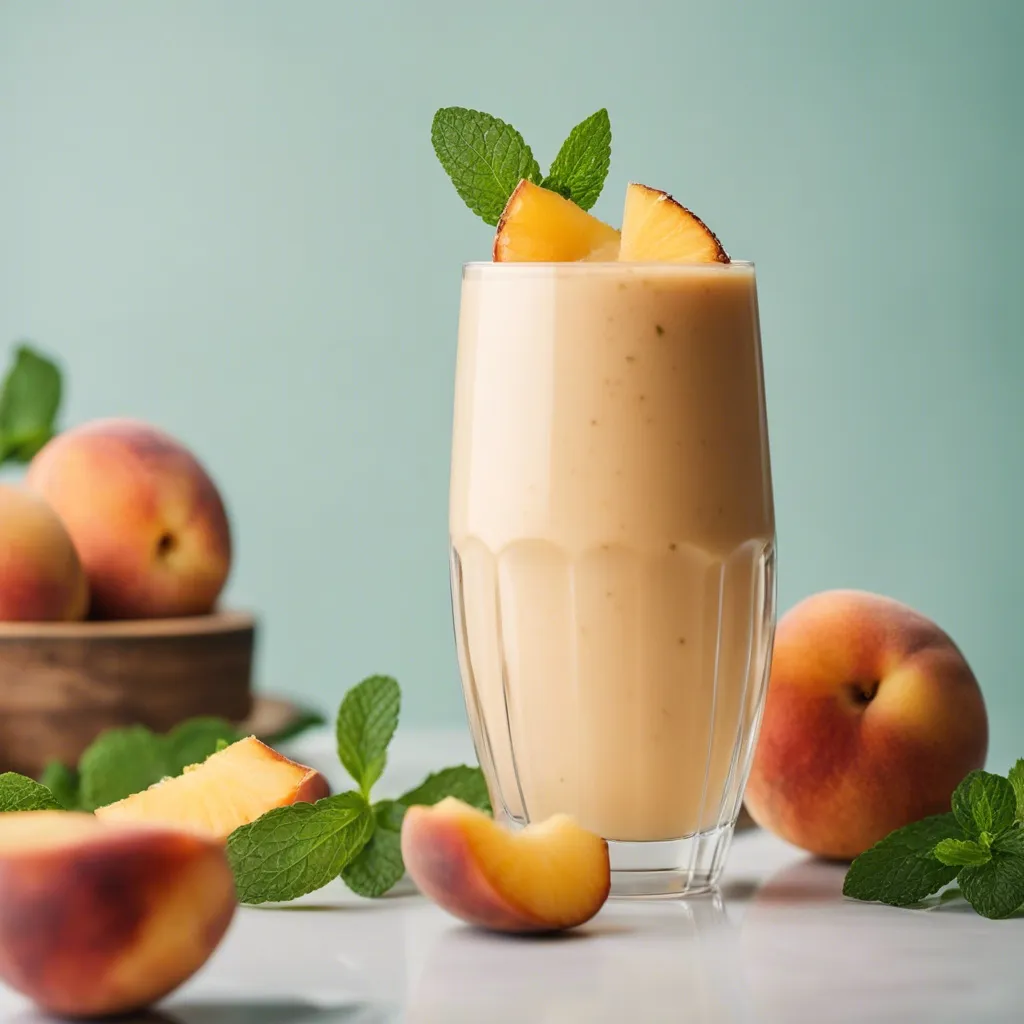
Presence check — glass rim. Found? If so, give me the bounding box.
[463,259,754,273]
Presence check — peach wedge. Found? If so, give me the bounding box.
[0,811,235,1018]
[401,797,610,934]
[95,736,329,840]
[618,182,729,263]
[493,180,621,262]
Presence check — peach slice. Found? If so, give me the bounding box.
[617,182,729,263]
[493,180,621,262]
[401,797,610,934]
[0,811,235,1018]
[95,736,329,839]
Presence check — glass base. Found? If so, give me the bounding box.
[608,823,734,898]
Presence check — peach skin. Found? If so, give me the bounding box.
[401,797,610,934]
[744,589,987,860]
[27,418,231,620]
[0,484,88,622]
[95,736,330,839]
[0,811,235,1018]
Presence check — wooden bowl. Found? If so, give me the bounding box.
[0,610,255,777]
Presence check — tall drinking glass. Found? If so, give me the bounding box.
[449,260,775,897]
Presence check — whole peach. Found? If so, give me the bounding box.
[744,589,987,860]
[0,484,88,621]
[27,418,231,619]
[0,812,236,1017]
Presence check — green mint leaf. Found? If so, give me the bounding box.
[0,344,62,463]
[78,725,167,810]
[952,770,1017,838]
[933,837,991,867]
[399,764,491,812]
[215,738,230,753]
[842,813,962,906]
[540,108,612,211]
[958,849,1024,919]
[227,792,374,905]
[163,717,240,776]
[992,825,1024,857]
[341,800,406,898]
[431,107,541,227]
[1008,759,1024,822]
[38,762,80,810]
[336,675,400,797]
[0,772,64,812]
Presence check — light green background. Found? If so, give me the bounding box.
[1,1,1021,771]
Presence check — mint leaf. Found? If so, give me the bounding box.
[336,675,400,797]
[431,107,541,226]
[1008,760,1024,822]
[341,800,406,898]
[0,344,62,463]
[39,762,80,810]
[933,837,991,867]
[541,108,612,211]
[958,850,1024,919]
[164,717,240,775]
[952,770,1017,837]
[0,772,64,812]
[227,792,374,904]
[843,813,962,906]
[992,825,1024,857]
[78,725,167,810]
[400,765,491,812]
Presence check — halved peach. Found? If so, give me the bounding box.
[401,797,610,934]
[493,180,621,262]
[618,182,729,263]
[0,811,235,1018]
[95,736,329,839]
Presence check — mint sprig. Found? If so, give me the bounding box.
[431,106,613,227]
[844,762,1024,919]
[227,674,491,903]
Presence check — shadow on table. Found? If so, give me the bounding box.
[9,1002,397,1024]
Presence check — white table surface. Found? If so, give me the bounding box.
[3,727,1021,1024]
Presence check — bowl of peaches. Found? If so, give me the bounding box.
[0,413,255,778]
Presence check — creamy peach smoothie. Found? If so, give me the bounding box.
[449,259,775,843]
